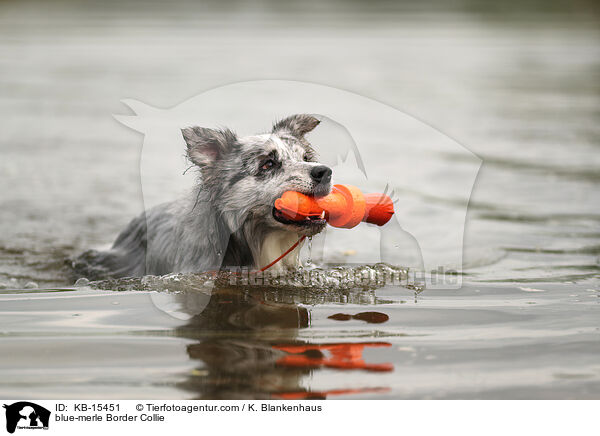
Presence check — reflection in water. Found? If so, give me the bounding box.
[274,343,393,371]
[328,311,390,323]
[172,286,393,399]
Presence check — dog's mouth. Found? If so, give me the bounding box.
[272,207,327,227]
[272,184,331,230]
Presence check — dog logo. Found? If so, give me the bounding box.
[3,402,50,434]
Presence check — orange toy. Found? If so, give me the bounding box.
[274,184,394,229]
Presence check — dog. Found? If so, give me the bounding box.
[72,114,332,280]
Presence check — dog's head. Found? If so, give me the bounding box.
[182,114,331,236]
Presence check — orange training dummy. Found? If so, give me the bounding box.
[274,184,394,229]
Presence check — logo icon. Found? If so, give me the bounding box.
[3,402,50,434]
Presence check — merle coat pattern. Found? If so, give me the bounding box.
[73,114,332,279]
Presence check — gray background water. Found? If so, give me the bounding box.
[0,0,599,399]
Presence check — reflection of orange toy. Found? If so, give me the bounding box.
[273,342,393,372]
[274,184,394,228]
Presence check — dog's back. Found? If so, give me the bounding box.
[72,203,174,279]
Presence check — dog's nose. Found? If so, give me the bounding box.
[310,165,332,183]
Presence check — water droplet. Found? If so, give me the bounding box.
[75,277,90,287]
[306,236,313,266]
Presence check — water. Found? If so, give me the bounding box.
[0,0,599,399]
[306,237,313,267]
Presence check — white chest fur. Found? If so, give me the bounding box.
[257,231,304,272]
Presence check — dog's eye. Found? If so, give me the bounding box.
[261,159,276,171]
[303,154,311,162]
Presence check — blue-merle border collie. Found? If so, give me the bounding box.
[73,114,332,280]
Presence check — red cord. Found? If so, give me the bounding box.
[258,235,307,272]
[205,235,306,275]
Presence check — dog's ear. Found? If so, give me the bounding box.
[181,126,237,166]
[272,114,320,138]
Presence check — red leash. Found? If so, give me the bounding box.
[206,235,306,276]
[258,235,306,272]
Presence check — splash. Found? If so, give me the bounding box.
[87,263,420,294]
